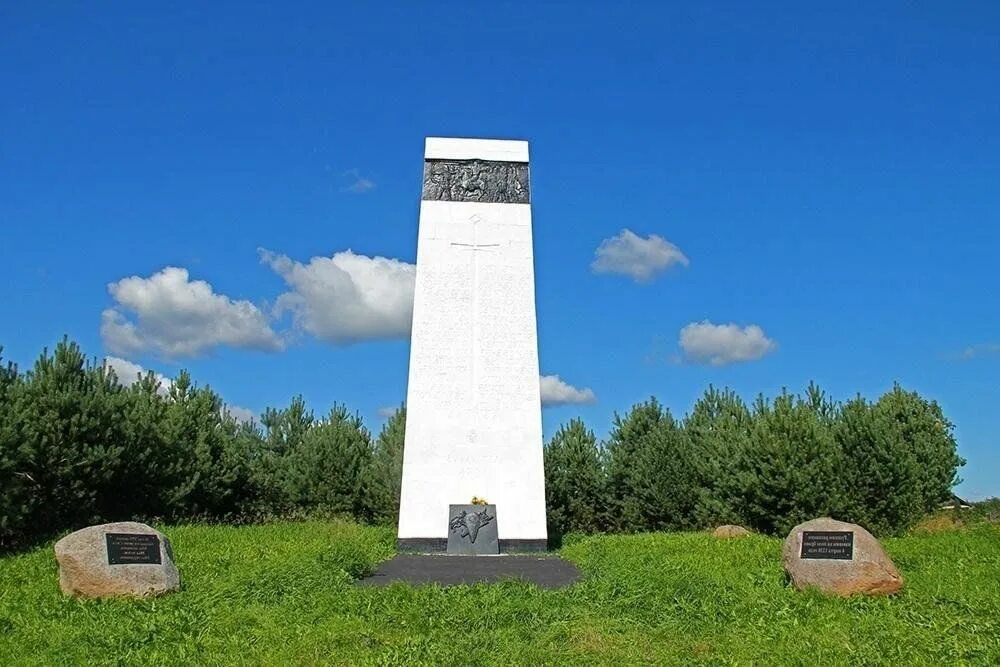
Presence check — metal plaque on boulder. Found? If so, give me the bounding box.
[447,504,500,555]
[106,533,162,565]
[800,530,854,560]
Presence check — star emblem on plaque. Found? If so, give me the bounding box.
[446,504,500,555]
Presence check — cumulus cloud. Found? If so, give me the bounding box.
[540,374,597,406]
[377,405,402,418]
[678,321,776,366]
[225,405,257,424]
[342,169,376,194]
[105,356,255,422]
[260,248,415,344]
[103,356,172,394]
[101,267,283,358]
[591,229,689,282]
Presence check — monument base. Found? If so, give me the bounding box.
[358,553,580,588]
[397,538,548,554]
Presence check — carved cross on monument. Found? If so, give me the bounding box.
[449,214,499,253]
[449,214,499,408]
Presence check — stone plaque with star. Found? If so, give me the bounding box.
[446,504,500,555]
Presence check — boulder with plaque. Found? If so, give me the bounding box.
[54,521,180,598]
[782,517,903,596]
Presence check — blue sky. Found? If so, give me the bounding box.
[1,3,998,499]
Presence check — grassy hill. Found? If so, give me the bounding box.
[1,520,998,665]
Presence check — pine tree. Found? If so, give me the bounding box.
[684,386,752,528]
[605,398,664,531]
[632,409,697,531]
[107,368,171,520]
[11,339,127,536]
[0,349,28,549]
[741,390,844,535]
[835,395,923,535]
[604,398,695,531]
[287,404,373,517]
[544,418,605,539]
[875,385,964,514]
[257,395,315,512]
[159,371,244,517]
[261,395,313,455]
[366,405,406,524]
[804,381,839,423]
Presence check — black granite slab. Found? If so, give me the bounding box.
[357,554,580,589]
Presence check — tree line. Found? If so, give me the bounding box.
[0,339,964,552]
[0,340,405,552]
[546,385,964,541]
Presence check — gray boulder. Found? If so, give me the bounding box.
[54,522,180,598]
[712,524,751,538]
[782,517,903,596]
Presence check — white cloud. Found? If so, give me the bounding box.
[954,343,1000,361]
[261,248,415,344]
[102,267,283,358]
[105,356,255,422]
[591,229,689,282]
[540,374,597,406]
[678,321,776,366]
[103,356,172,395]
[377,405,402,418]
[225,405,257,424]
[342,169,376,194]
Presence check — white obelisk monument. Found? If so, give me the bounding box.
[397,137,547,552]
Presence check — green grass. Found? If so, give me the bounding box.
[1,520,998,665]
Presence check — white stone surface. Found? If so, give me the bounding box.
[424,137,529,163]
[398,138,546,544]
